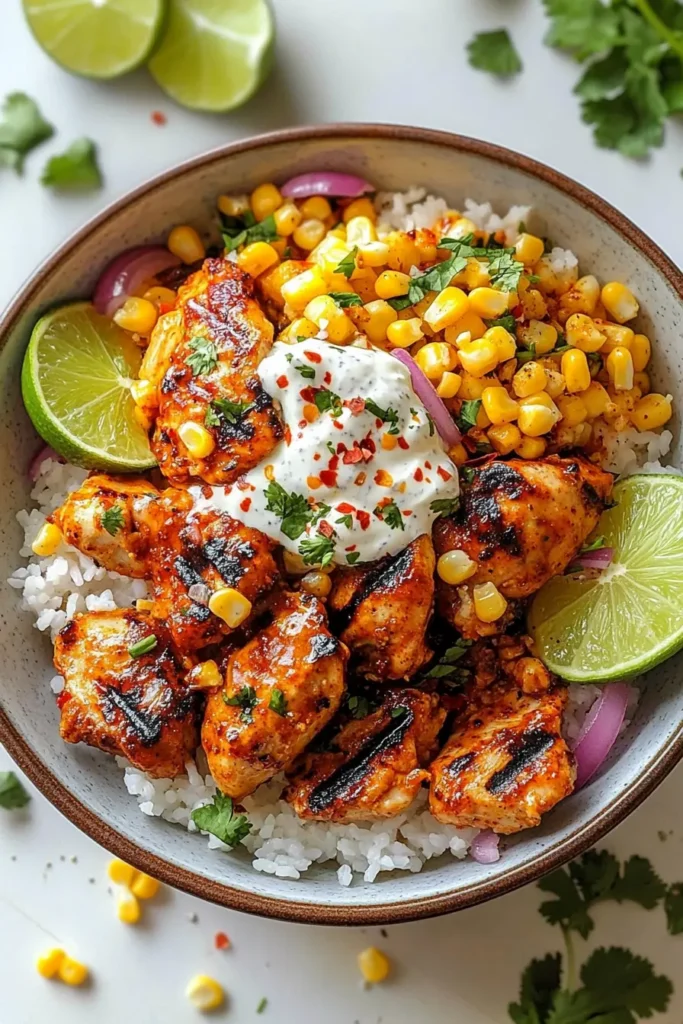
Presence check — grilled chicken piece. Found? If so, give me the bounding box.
[328,535,436,681]
[149,488,278,653]
[434,456,613,639]
[286,689,445,823]
[53,610,198,778]
[202,591,347,800]
[469,636,553,696]
[146,258,283,486]
[429,682,575,834]
[52,474,163,578]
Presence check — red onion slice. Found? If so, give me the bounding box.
[28,445,62,481]
[93,245,181,319]
[391,348,462,448]
[280,172,374,199]
[471,830,500,864]
[574,547,614,571]
[573,683,630,789]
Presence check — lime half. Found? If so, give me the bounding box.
[23,0,166,79]
[529,474,683,683]
[22,302,156,473]
[148,0,274,112]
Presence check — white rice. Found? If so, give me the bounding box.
[8,193,663,885]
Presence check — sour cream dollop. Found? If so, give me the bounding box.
[193,338,459,566]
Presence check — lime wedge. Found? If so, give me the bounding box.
[148,0,274,112]
[21,302,156,473]
[22,0,166,79]
[528,474,683,683]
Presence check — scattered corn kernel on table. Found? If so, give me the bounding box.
[3,1,683,1021]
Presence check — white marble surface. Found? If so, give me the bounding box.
[2,1,683,1021]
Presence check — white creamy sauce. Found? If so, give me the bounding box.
[192,338,459,566]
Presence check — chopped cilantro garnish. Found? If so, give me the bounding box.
[314,388,343,417]
[101,504,124,536]
[256,997,268,1014]
[224,684,258,723]
[0,771,30,810]
[0,92,53,172]
[438,235,525,292]
[406,254,464,305]
[336,513,353,529]
[334,246,358,278]
[375,499,404,531]
[128,635,157,658]
[185,336,218,376]
[516,342,537,364]
[580,535,606,553]
[299,531,336,568]
[461,466,477,484]
[326,440,337,456]
[421,640,472,682]
[430,496,460,518]
[467,29,522,76]
[346,551,361,565]
[387,295,413,311]
[457,398,481,432]
[205,397,252,427]
[191,792,251,848]
[222,213,278,253]
[268,688,288,717]
[264,481,313,540]
[347,694,376,719]
[485,313,518,333]
[41,138,102,191]
[365,397,400,433]
[294,362,316,380]
[328,291,363,307]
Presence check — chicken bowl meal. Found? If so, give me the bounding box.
[4,130,683,911]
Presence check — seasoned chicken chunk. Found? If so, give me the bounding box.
[52,474,162,578]
[54,610,198,778]
[147,258,283,486]
[286,689,445,823]
[202,592,347,800]
[434,456,613,639]
[328,535,435,681]
[429,682,575,834]
[149,489,278,653]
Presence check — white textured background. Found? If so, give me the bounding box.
[2,1,683,1021]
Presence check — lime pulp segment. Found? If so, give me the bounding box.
[21,302,156,472]
[528,474,683,683]
[23,0,166,79]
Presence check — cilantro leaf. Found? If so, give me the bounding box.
[509,954,562,1024]
[574,49,630,102]
[430,496,460,518]
[299,531,336,568]
[41,138,102,191]
[264,481,316,541]
[347,694,377,719]
[580,947,673,1018]
[485,313,518,333]
[365,397,400,433]
[487,249,525,292]
[457,399,481,432]
[609,855,667,908]
[346,552,360,565]
[224,684,258,723]
[191,792,252,847]
[294,362,316,380]
[207,397,252,426]
[541,0,621,61]
[314,388,343,417]
[334,246,358,279]
[664,882,683,934]
[186,336,218,376]
[336,513,353,529]
[0,92,53,172]
[223,213,278,253]
[268,688,288,716]
[538,866,594,938]
[328,291,363,307]
[0,771,30,810]
[101,504,124,536]
[375,499,404,531]
[467,29,523,76]
[407,254,465,305]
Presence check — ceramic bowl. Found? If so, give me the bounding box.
[1,125,682,926]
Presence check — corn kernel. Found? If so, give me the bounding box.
[561,348,591,393]
[168,225,205,264]
[458,371,488,400]
[444,310,487,343]
[535,254,578,295]
[189,660,223,690]
[476,404,491,429]
[387,318,424,348]
[108,858,136,886]
[299,195,332,221]
[518,393,561,436]
[360,299,398,343]
[580,381,610,418]
[437,549,476,585]
[385,232,421,272]
[346,216,377,247]
[304,294,354,344]
[358,947,391,985]
[436,371,462,398]
[293,219,326,251]
[515,233,545,266]
[488,423,523,455]
[513,361,547,398]
[415,341,458,380]
[251,182,282,221]
[482,386,519,425]
[543,367,566,398]
[631,393,672,431]
[515,436,546,459]
[557,275,601,321]
[518,320,557,355]
[343,197,376,223]
[601,281,639,323]
[217,193,250,218]
[606,346,634,391]
[448,216,478,240]
[237,241,279,278]
[473,582,508,623]
[131,872,161,900]
[520,288,548,320]
[457,338,499,378]
[448,442,468,465]
[284,317,319,342]
[37,948,65,979]
[556,394,588,428]
[186,974,225,1012]
[351,267,378,303]
[208,588,252,628]
[592,320,634,353]
[136,599,154,613]
[375,270,411,300]
[358,241,389,268]
[485,326,516,362]
[634,370,651,394]
[113,296,158,335]
[565,313,605,353]
[117,892,141,925]
[270,202,301,237]
[143,286,177,310]
[58,956,89,987]
[31,521,63,557]
[631,333,651,371]
[178,421,216,459]
[281,266,328,310]
[468,287,508,318]
[301,571,333,599]
[453,258,489,290]
[421,287,470,332]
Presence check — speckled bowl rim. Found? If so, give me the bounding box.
[2,123,683,926]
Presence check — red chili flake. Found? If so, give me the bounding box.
[344,397,365,415]
[437,466,453,481]
[403,509,413,516]
[56,690,70,709]
[284,426,292,446]
[300,386,315,402]
[375,496,391,510]
[332,420,344,430]
[304,350,322,363]
[158,302,174,315]
[414,467,424,482]
[343,448,363,465]
[425,460,432,470]
[328,455,339,471]
[363,436,376,454]
[214,932,230,950]
[318,519,334,538]
[345,544,357,551]
[319,469,338,487]
[313,452,321,461]
[337,502,356,514]
[240,498,252,513]
[512,304,523,318]
[356,510,371,530]
[324,371,332,385]
[151,110,167,126]
[397,436,409,450]
[360,448,373,462]
[276,374,289,389]
[336,441,347,454]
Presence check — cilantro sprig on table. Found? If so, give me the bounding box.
[41,138,102,191]
[467,29,523,76]
[0,771,30,810]
[0,92,53,172]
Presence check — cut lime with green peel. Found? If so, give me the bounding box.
[22,0,166,80]
[22,302,157,473]
[148,0,274,112]
[529,474,683,683]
